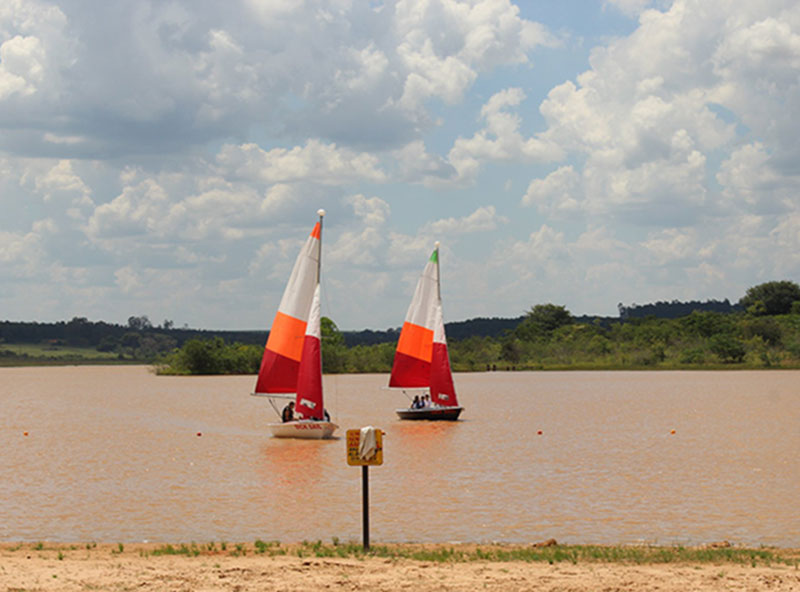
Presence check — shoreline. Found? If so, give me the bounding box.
[3,359,800,370]
[3,542,799,591]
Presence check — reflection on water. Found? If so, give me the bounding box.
[1,366,798,546]
[259,439,326,487]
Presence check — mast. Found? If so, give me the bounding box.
[434,241,441,303]
[317,209,325,285]
[316,208,325,402]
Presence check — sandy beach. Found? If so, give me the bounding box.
[2,543,799,591]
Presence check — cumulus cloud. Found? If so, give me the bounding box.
[0,0,554,158]
[22,160,94,217]
[603,0,666,17]
[448,87,563,182]
[2,0,800,328]
[346,193,391,227]
[0,219,54,280]
[85,177,169,241]
[423,205,508,234]
[640,228,698,265]
[526,0,799,237]
[522,165,582,216]
[391,140,457,184]
[217,141,386,185]
[393,0,556,111]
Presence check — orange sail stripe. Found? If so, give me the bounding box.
[265,311,307,362]
[395,321,434,362]
[310,222,321,240]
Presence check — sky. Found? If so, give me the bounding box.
[1,0,799,331]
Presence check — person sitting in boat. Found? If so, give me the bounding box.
[281,401,295,423]
[324,408,330,422]
[411,395,421,409]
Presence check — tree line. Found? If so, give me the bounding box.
[153,280,800,374]
[3,281,799,371]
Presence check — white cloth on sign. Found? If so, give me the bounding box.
[359,426,378,461]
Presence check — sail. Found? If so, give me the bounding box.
[254,222,320,394]
[389,248,438,388]
[430,299,459,407]
[294,283,324,419]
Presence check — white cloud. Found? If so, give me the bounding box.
[423,205,508,234]
[0,219,54,279]
[114,265,140,293]
[2,1,800,329]
[25,160,93,210]
[603,0,666,17]
[717,142,799,214]
[394,0,556,111]
[526,0,800,231]
[326,194,391,267]
[522,165,582,216]
[0,0,555,158]
[217,141,386,186]
[0,35,45,98]
[640,228,698,265]
[449,88,563,182]
[346,194,391,227]
[85,177,169,240]
[392,140,457,184]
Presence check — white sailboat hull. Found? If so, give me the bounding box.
[267,420,338,439]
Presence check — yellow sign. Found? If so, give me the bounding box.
[346,428,384,466]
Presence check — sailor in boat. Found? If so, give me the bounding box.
[281,401,295,423]
[411,395,420,409]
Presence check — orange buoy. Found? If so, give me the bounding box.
[23,432,28,436]
[670,429,676,434]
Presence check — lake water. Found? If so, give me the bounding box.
[1,366,798,547]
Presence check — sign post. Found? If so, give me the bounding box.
[362,465,369,550]
[346,428,383,550]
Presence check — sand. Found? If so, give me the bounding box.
[2,543,799,591]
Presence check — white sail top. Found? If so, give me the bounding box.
[306,284,321,339]
[404,254,439,331]
[276,230,320,322]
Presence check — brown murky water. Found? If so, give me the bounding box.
[1,366,798,546]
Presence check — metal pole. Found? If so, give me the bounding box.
[362,465,370,550]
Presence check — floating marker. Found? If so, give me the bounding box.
[23,432,28,436]
[537,430,543,435]
[197,432,202,437]
[670,430,676,434]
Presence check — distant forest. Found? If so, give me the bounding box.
[1,298,739,354]
[618,299,742,319]
[0,293,787,366]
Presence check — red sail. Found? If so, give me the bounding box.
[430,342,458,407]
[430,298,458,407]
[389,349,431,388]
[294,283,324,419]
[295,334,323,419]
[255,350,300,394]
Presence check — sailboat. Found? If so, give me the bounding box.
[251,210,338,439]
[389,242,463,421]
